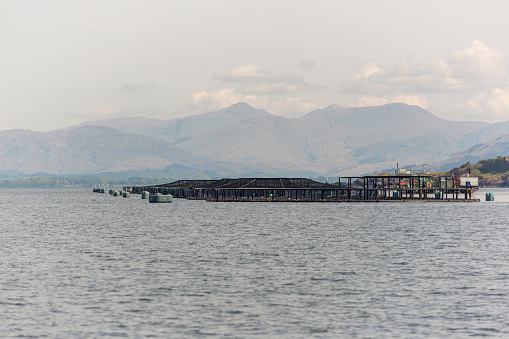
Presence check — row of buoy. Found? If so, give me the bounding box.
[107,189,130,198]
[94,188,172,203]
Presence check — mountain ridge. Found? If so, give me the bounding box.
[0,102,506,178]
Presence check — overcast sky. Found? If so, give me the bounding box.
[2,0,509,131]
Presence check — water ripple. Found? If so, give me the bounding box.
[1,189,509,337]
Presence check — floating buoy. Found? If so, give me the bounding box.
[149,193,173,203]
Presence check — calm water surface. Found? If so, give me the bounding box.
[1,188,509,338]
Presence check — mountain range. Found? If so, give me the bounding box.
[1,102,508,179]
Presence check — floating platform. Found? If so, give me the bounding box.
[126,174,480,203]
[202,198,480,203]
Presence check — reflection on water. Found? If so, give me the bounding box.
[1,188,509,337]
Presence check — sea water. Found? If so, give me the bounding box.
[1,188,509,338]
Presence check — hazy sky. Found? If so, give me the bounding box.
[2,0,509,131]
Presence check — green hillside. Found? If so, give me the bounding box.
[445,156,509,187]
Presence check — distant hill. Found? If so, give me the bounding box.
[174,103,488,176]
[1,102,508,178]
[64,102,272,143]
[0,126,233,176]
[437,133,509,171]
[445,156,509,187]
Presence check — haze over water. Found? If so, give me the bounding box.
[1,188,509,337]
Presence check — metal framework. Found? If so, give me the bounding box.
[126,175,479,202]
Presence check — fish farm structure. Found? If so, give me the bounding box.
[125,174,480,202]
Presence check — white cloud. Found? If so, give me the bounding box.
[187,88,324,117]
[346,40,508,96]
[350,94,429,109]
[219,63,321,95]
[182,63,325,117]
[449,40,507,81]
[344,40,509,120]
[190,88,260,110]
[464,87,509,120]
[351,61,384,82]
[228,63,262,78]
